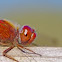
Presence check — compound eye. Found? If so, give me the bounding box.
[24,29,28,36]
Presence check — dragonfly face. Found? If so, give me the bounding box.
[19,26,36,45]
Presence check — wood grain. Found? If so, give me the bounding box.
[0,47,62,62]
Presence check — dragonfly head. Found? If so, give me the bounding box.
[19,25,36,45]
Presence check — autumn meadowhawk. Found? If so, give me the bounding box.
[0,19,41,62]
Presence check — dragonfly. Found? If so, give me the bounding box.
[0,19,41,62]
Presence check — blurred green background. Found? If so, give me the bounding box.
[0,0,62,46]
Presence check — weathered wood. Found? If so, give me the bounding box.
[0,47,62,62]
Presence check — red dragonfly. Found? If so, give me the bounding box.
[0,19,41,62]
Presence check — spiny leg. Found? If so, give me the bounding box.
[17,44,42,56]
[18,47,41,55]
[3,45,19,62]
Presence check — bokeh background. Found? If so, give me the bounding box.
[0,0,62,46]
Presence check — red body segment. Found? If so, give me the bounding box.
[0,20,16,42]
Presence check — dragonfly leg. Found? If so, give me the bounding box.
[0,42,9,46]
[3,45,19,62]
[17,44,42,56]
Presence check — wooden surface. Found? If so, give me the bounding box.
[0,47,62,62]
